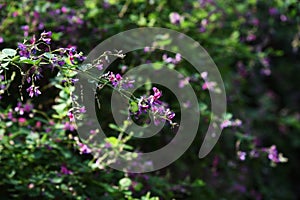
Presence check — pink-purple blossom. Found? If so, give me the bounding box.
[26,85,41,97]
[169,12,183,25]
[60,165,73,175]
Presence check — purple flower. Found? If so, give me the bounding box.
[163,54,173,63]
[64,121,75,131]
[38,23,44,30]
[199,26,206,33]
[26,85,41,97]
[42,38,51,44]
[18,43,30,58]
[70,78,79,84]
[67,111,75,122]
[250,150,259,158]
[138,97,150,113]
[169,12,183,25]
[0,37,3,43]
[12,11,18,17]
[57,60,65,66]
[260,68,271,76]
[61,6,68,13]
[144,46,151,52]
[121,65,127,73]
[153,87,162,100]
[74,53,86,61]
[166,109,175,120]
[162,53,181,64]
[280,14,288,22]
[14,102,25,115]
[202,81,216,90]
[237,151,247,161]
[79,106,86,113]
[41,31,52,38]
[103,1,111,9]
[148,87,162,104]
[115,73,122,81]
[34,71,43,81]
[60,165,73,175]
[267,145,280,163]
[220,119,231,129]
[269,7,278,15]
[21,25,29,37]
[18,43,26,51]
[78,143,92,154]
[251,18,260,26]
[175,53,181,63]
[21,25,29,31]
[135,87,176,126]
[24,103,33,112]
[109,72,123,87]
[122,79,135,89]
[96,64,103,70]
[201,71,208,79]
[41,31,52,44]
[7,110,13,120]
[179,77,190,88]
[246,33,256,41]
[105,142,112,148]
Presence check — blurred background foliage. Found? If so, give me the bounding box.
[0,0,299,199]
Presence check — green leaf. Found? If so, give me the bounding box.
[0,52,8,60]
[108,123,123,132]
[78,63,93,71]
[1,62,9,69]
[105,137,119,147]
[192,179,206,187]
[152,62,164,70]
[52,103,67,113]
[44,52,55,59]
[224,113,233,120]
[130,101,139,113]
[119,177,132,189]
[52,32,63,41]
[199,103,207,111]
[12,55,20,61]
[19,58,41,65]
[2,48,17,57]
[51,177,63,184]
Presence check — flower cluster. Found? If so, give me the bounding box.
[200,71,218,91]
[100,71,135,89]
[13,31,87,99]
[74,136,92,154]
[26,85,41,98]
[18,43,30,58]
[263,145,288,164]
[221,118,242,129]
[135,87,176,126]
[162,53,182,65]
[236,142,288,165]
[14,102,33,115]
[40,31,52,44]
